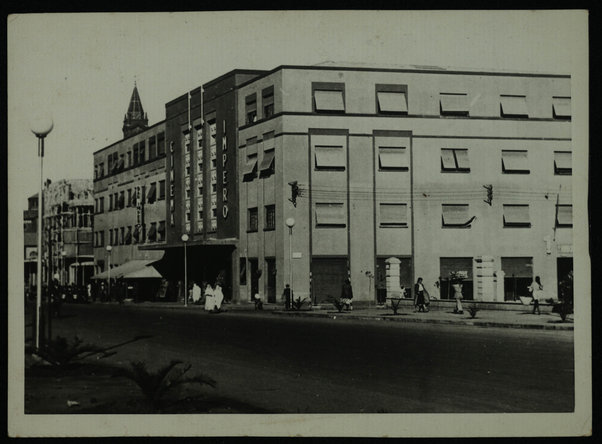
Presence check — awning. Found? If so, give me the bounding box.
[91,260,162,280]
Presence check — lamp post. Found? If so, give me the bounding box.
[181,234,189,307]
[106,245,112,301]
[31,116,53,351]
[285,218,295,303]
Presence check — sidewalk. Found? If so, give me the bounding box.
[116,300,573,331]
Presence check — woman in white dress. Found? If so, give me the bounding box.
[191,282,201,304]
[203,284,214,311]
[213,284,224,312]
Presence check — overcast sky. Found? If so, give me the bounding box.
[8,10,587,214]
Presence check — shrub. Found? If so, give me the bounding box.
[467,303,479,319]
[327,296,345,313]
[390,298,403,315]
[113,360,216,410]
[39,336,104,366]
[552,300,573,322]
[291,297,308,311]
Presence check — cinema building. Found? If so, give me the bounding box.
[92,85,167,298]
[145,64,571,306]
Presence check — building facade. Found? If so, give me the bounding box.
[24,179,95,290]
[232,64,572,304]
[92,86,167,298]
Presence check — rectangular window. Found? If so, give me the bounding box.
[376,84,408,114]
[158,180,166,200]
[107,154,113,173]
[313,82,345,113]
[120,227,125,245]
[99,230,104,247]
[147,182,157,204]
[139,141,146,163]
[119,191,125,209]
[259,150,275,177]
[262,86,274,119]
[441,148,470,172]
[125,226,132,245]
[133,144,139,166]
[553,96,571,119]
[248,207,258,232]
[314,145,345,170]
[118,154,125,171]
[157,221,165,242]
[99,197,104,213]
[245,93,257,124]
[378,147,408,170]
[127,151,132,168]
[157,132,166,155]
[148,222,157,242]
[500,95,529,117]
[379,203,408,227]
[440,93,469,116]
[315,202,346,227]
[109,194,113,211]
[243,137,258,181]
[442,204,473,228]
[503,204,531,227]
[149,136,156,159]
[554,151,572,175]
[556,205,573,227]
[265,205,276,230]
[502,150,529,174]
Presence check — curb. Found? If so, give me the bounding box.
[269,310,574,331]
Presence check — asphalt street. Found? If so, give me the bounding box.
[37,303,575,413]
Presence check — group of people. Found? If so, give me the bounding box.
[185,280,225,313]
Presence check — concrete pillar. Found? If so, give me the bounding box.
[474,256,496,301]
[385,257,403,298]
[495,269,506,302]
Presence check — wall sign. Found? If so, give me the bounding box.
[221,119,229,219]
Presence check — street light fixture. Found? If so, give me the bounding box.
[106,245,112,301]
[285,218,295,304]
[31,115,53,351]
[181,234,189,307]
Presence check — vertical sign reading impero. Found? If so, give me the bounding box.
[221,119,229,219]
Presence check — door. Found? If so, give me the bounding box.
[557,257,573,303]
[249,258,259,300]
[311,257,348,304]
[266,258,276,303]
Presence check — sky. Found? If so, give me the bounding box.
[8,10,586,214]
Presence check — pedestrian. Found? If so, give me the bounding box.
[213,281,225,312]
[414,277,428,312]
[204,283,215,311]
[341,278,353,311]
[254,293,263,310]
[192,281,202,304]
[528,276,544,315]
[87,282,92,303]
[452,279,464,314]
[282,284,292,310]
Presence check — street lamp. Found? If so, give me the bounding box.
[181,234,189,307]
[106,245,112,301]
[285,218,295,303]
[31,115,53,351]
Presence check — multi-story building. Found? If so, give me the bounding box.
[231,63,572,305]
[92,85,167,298]
[26,179,95,289]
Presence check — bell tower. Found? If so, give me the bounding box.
[122,82,149,138]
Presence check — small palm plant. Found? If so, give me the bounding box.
[467,303,479,319]
[40,336,104,366]
[113,360,216,411]
[291,297,308,311]
[328,296,345,313]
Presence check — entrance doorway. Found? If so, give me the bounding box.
[311,257,348,304]
[249,258,259,300]
[557,257,573,303]
[266,258,276,303]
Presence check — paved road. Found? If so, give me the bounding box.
[40,304,574,413]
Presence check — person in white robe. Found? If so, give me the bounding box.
[213,284,224,311]
[203,284,214,311]
[192,282,201,304]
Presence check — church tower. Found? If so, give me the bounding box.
[122,82,149,138]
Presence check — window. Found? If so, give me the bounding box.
[552,97,571,119]
[554,151,572,175]
[248,207,258,232]
[503,204,531,227]
[239,258,247,285]
[157,221,166,242]
[99,163,104,177]
[149,136,156,159]
[259,150,275,177]
[127,189,132,207]
[245,93,257,124]
[556,205,573,227]
[158,180,166,200]
[118,154,125,171]
[133,144,139,166]
[439,257,474,300]
[379,203,408,227]
[107,154,114,173]
[262,86,274,118]
[243,137,258,182]
[502,150,529,174]
[148,222,157,242]
[315,202,346,227]
[265,205,276,230]
[147,182,157,204]
[120,227,125,245]
[313,82,345,113]
[119,191,125,209]
[500,95,529,117]
[378,146,408,170]
[314,145,345,170]
[125,226,132,245]
[441,148,470,172]
[501,257,533,301]
[99,230,104,247]
[99,197,104,213]
[127,151,132,168]
[375,84,408,114]
[442,204,474,228]
[440,93,469,116]
[133,225,140,244]
[109,194,113,211]
[139,141,146,163]
[157,132,166,155]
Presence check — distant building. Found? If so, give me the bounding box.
[92,84,166,300]
[23,179,95,291]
